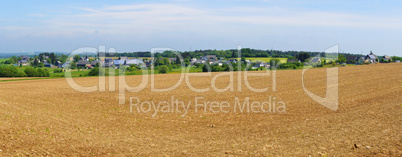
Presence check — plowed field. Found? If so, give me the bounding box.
[0,63,401,156]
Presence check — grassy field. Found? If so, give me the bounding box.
[97,57,152,60]
[0,63,400,156]
[230,57,288,63]
[0,58,9,63]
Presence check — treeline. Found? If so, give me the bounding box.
[0,66,27,77]
[0,67,49,77]
[104,48,358,60]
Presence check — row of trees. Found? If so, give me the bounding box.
[98,48,356,60]
[0,66,27,77]
[0,67,50,77]
[24,67,50,77]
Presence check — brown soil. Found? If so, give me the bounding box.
[0,63,401,156]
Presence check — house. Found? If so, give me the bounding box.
[382,55,392,62]
[346,56,359,64]
[21,56,30,61]
[55,61,61,67]
[44,63,53,68]
[212,60,223,66]
[104,58,114,67]
[91,60,102,67]
[80,54,89,61]
[77,60,91,67]
[365,51,378,63]
[365,55,377,63]
[114,60,125,67]
[357,57,366,64]
[194,60,206,64]
[125,59,144,66]
[256,62,265,67]
[201,55,217,61]
[145,60,153,68]
[62,61,70,68]
[119,56,128,60]
[287,59,301,63]
[168,58,177,63]
[311,58,321,63]
[228,59,238,63]
[80,57,89,61]
[17,60,29,66]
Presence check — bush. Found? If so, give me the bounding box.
[70,62,77,69]
[17,71,27,77]
[24,67,49,77]
[270,59,281,67]
[24,67,38,77]
[0,66,25,77]
[37,69,50,77]
[54,69,63,73]
[88,67,105,76]
[159,65,168,74]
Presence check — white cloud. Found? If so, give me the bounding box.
[25,3,400,37]
[2,3,402,55]
[0,26,33,31]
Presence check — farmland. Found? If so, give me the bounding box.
[0,63,401,156]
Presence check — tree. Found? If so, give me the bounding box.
[163,58,170,65]
[54,69,63,73]
[37,69,50,77]
[337,55,346,63]
[49,53,56,64]
[33,59,39,66]
[159,65,168,74]
[296,52,310,62]
[17,71,27,77]
[0,67,18,77]
[60,54,68,63]
[270,59,281,68]
[175,55,181,64]
[202,63,210,72]
[184,59,190,66]
[241,57,246,63]
[24,67,39,77]
[88,67,105,76]
[73,55,81,62]
[70,62,77,69]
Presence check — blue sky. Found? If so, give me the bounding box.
[0,0,401,56]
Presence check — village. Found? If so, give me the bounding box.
[9,51,400,71]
